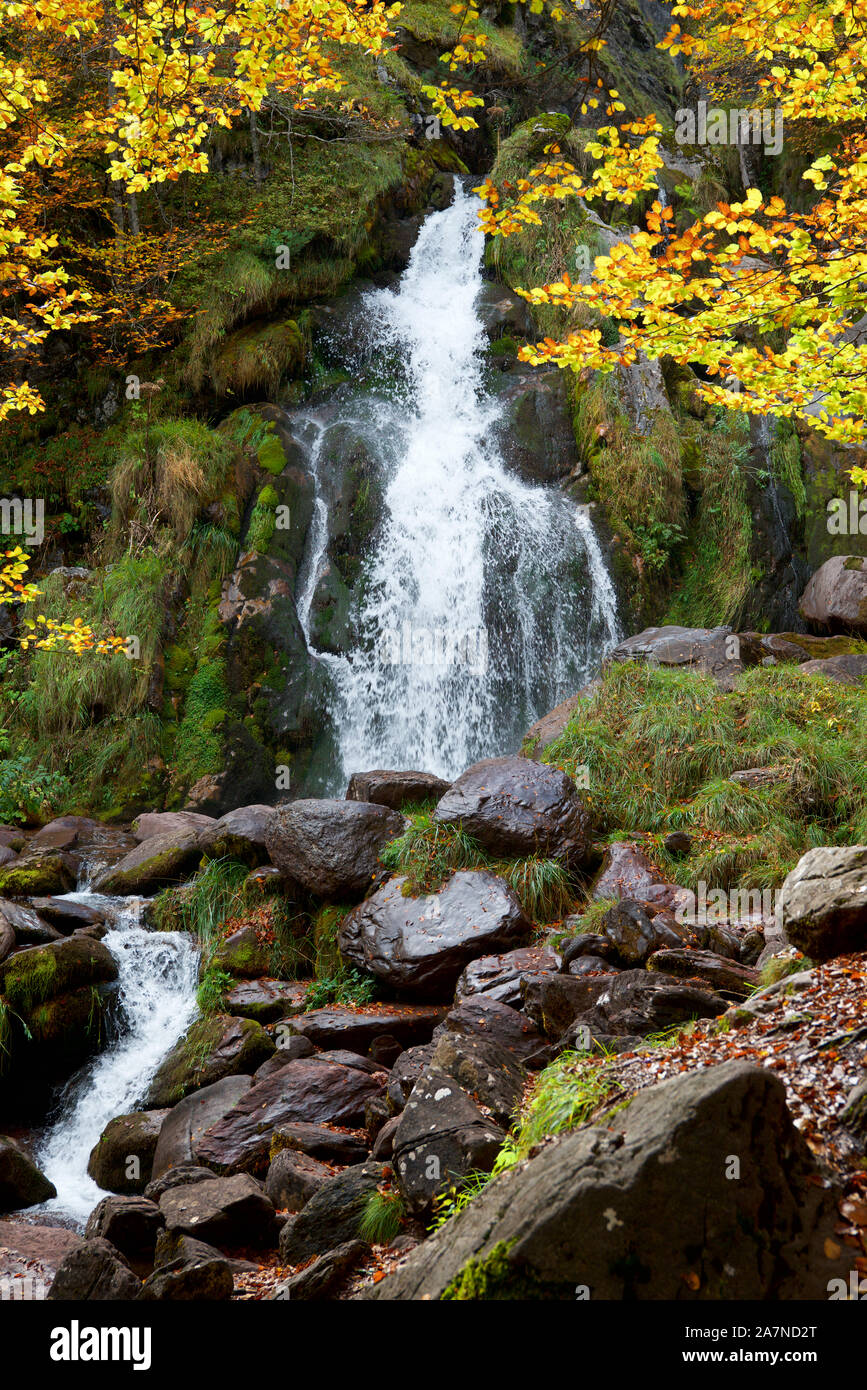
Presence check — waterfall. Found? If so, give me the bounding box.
[293,180,621,788]
[33,892,199,1227]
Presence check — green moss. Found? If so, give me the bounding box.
[440,1240,573,1300]
[245,483,279,553]
[2,952,58,1013]
[312,904,350,979]
[174,655,230,783]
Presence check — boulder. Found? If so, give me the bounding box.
[138,1248,233,1300]
[211,925,270,978]
[280,1003,447,1054]
[28,897,103,932]
[573,969,729,1038]
[799,555,867,633]
[264,1149,332,1212]
[269,1123,369,1165]
[197,805,277,865]
[0,933,118,1003]
[195,1059,386,1174]
[392,1068,504,1213]
[646,948,759,999]
[279,1162,386,1264]
[2,899,63,945]
[345,770,450,809]
[454,945,560,1007]
[145,1014,274,1107]
[132,811,215,843]
[266,799,404,900]
[0,851,77,897]
[521,693,585,759]
[339,871,532,997]
[777,846,867,959]
[605,625,749,690]
[47,1238,141,1301]
[271,1238,369,1300]
[145,1166,217,1202]
[430,1031,524,1128]
[87,1111,170,1194]
[592,842,671,903]
[29,815,98,851]
[0,1134,56,1211]
[433,997,547,1064]
[92,830,202,895]
[84,1195,164,1260]
[159,1173,278,1247]
[520,974,612,1037]
[433,756,591,866]
[361,1062,850,1300]
[598,899,687,967]
[151,1075,254,1179]
[387,1044,436,1110]
[255,1037,315,1077]
[225,978,308,1023]
[796,653,867,686]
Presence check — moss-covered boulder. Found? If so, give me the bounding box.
[0,934,118,1009]
[0,851,77,897]
[144,1013,275,1107]
[92,830,203,895]
[0,1135,57,1211]
[87,1111,171,1195]
[211,925,270,979]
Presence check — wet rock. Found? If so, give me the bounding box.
[340,871,532,997]
[270,1123,369,1165]
[132,811,215,843]
[796,653,867,686]
[144,1166,217,1202]
[92,830,202,895]
[432,997,547,1064]
[264,1149,332,1212]
[799,555,867,634]
[87,1111,170,1194]
[47,1238,141,1301]
[211,925,270,979]
[29,897,103,932]
[778,846,867,960]
[151,1075,254,1179]
[198,805,277,865]
[454,945,561,1007]
[599,899,687,967]
[84,1195,164,1260]
[271,1238,369,1300]
[387,1044,435,1110]
[0,898,61,945]
[345,769,450,809]
[433,756,591,867]
[430,1031,524,1128]
[145,1015,274,1108]
[646,948,759,999]
[0,932,118,1001]
[279,1162,386,1264]
[138,1248,233,1300]
[0,1134,57,1211]
[0,850,77,896]
[392,1068,504,1214]
[159,1173,278,1247]
[520,974,612,1038]
[573,969,729,1038]
[266,799,405,900]
[280,1003,447,1054]
[591,842,670,903]
[521,692,585,758]
[605,625,750,691]
[225,978,307,1023]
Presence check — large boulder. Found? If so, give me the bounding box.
[339,871,532,997]
[591,842,680,905]
[84,1195,164,1261]
[279,1162,386,1264]
[266,799,405,899]
[87,1111,170,1194]
[0,1135,56,1211]
[47,1238,141,1301]
[572,969,729,1039]
[0,933,118,1004]
[433,756,591,866]
[210,926,270,979]
[224,977,307,1023]
[264,1149,332,1212]
[28,897,103,933]
[195,1059,386,1174]
[432,997,547,1064]
[92,830,202,895]
[151,1075,254,1179]
[361,1062,850,1300]
[0,850,77,897]
[197,805,277,865]
[430,1031,524,1128]
[605,625,750,690]
[454,945,561,1008]
[159,1173,278,1247]
[777,846,867,959]
[345,770,450,809]
[392,1068,504,1213]
[144,1015,274,1107]
[799,555,867,633]
[269,1123,369,1165]
[279,1003,447,1054]
[132,811,215,843]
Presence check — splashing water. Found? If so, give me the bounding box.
[292,180,620,789]
[33,893,199,1227]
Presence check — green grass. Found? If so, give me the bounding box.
[544,661,867,892]
[358,1188,406,1244]
[303,967,377,1011]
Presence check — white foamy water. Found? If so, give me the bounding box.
[292,179,621,789]
[33,892,199,1227]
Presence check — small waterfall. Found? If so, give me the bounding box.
[293,180,621,787]
[34,892,199,1227]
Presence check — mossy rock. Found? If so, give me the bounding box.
[212,925,270,979]
[0,935,118,1012]
[0,853,76,897]
[144,1013,274,1107]
[209,319,307,398]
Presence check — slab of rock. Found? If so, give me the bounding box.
[433,756,591,866]
[195,1059,386,1174]
[454,945,561,1008]
[0,1134,57,1211]
[361,1062,850,1300]
[270,1123,369,1165]
[132,811,216,843]
[198,805,277,865]
[145,1014,274,1107]
[211,925,270,978]
[0,1220,81,1289]
[280,1003,447,1054]
[93,830,202,895]
[84,1195,164,1260]
[271,1238,369,1300]
[264,1149,332,1212]
[647,948,759,998]
[151,1075,254,1179]
[266,799,404,900]
[430,1031,524,1128]
[29,896,103,932]
[392,1068,504,1213]
[279,1162,386,1263]
[159,1173,278,1247]
[340,871,532,997]
[87,1111,170,1194]
[225,977,308,1023]
[47,1238,141,1301]
[605,625,748,690]
[574,968,729,1038]
[345,770,450,809]
[799,555,867,633]
[432,997,547,1063]
[778,846,867,959]
[796,653,867,685]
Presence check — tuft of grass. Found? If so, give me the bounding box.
[359,1188,406,1244]
[304,966,377,1011]
[759,953,810,989]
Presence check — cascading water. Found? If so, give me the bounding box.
[293,179,621,788]
[33,891,199,1226]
